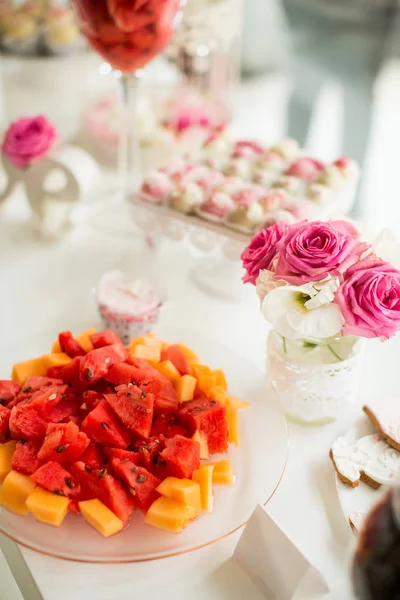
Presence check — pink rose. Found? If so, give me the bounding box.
[274,220,367,285]
[241,222,287,285]
[335,256,400,339]
[2,116,58,169]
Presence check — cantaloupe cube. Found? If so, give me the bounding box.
[226,406,240,446]
[191,365,217,395]
[131,344,161,363]
[191,430,209,459]
[176,375,197,402]
[208,386,228,405]
[227,396,250,410]
[12,357,47,384]
[0,470,36,515]
[156,477,202,517]
[177,344,199,364]
[208,460,236,485]
[52,328,96,354]
[128,334,163,351]
[79,499,123,538]
[145,497,196,533]
[26,487,69,526]
[42,353,72,370]
[154,360,180,383]
[214,369,228,391]
[0,441,17,482]
[192,465,214,513]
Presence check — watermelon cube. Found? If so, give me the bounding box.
[105,385,154,439]
[9,404,48,439]
[90,330,122,348]
[81,400,131,449]
[82,390,104,411]
[79,345,129,385]
[178,398,228,454]
[71,461,135,523]
[132,437,165,473]
[31,462,81,498]
[104,448,140,465]
[45,393,81,424]
[160,345,191,375]
[12,440,42,475]
[58,331,86,358]
[141,378,179,415]
[47,357,87,392]
[150,413,188,439]
[111,459,160,512]
[21,376,63,393]
[79,443,105,470]
[0,381,21,405]
[38,422,90,465]
[109,357,160,385]
[159,435,200,479]
[0,405,10,442]
[29,386,67,416]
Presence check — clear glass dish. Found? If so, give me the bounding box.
[0,324,288,562]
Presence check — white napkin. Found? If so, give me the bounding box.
[234,505,329,599]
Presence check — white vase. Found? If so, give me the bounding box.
[267,331,365,425]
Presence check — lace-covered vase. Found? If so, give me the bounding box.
[267,331,365,425]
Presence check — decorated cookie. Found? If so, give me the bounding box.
[330,434,400,489]
[363,400,400,453]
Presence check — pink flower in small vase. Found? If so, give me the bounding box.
[241,222,288,285]
[335,255,400,339]
[2,115,58,169]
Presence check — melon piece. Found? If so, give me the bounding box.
[192,465,214,513]
[26,487,69,526]
[58,331,86,358]
[79,443,105,470]
[12,440,42,475]
[45,394,81,424]
[90,330,122,349]
[128,334,163,351]
[52,328,96,354]
[47,357,87,392]
[0,470,36,515]
[176,343,199,364]
[38,422,90,465]
[42,353,73,371]
[176,375,197,403]
[29,386,66,416]
[81,400,131,449]
[22,376,64,393]
[156,477,201,517]
[191,365,217,395]
[132,437,165,472]
[105,447,140,465]
[9,404,48,439]
[226,406,240,446]
[0,440,17,482]
[111,459,160,511]
[208,460,235,485]
[130,345,161,363]
[153,361,180,383]
[145,497,195,533]
[12,357,48,384]
[159,435,200,479]
[79,344,128,385]
[71,462,135,523]
[0,381,21,405]
[150,413,188,439]
[105,363,144,386]
[227,396,251,410]
[79,499,123,538]
[191,430,209,460]
[0,405,10,442]
[82,390,103,412]
[160,345,191,376]
[178,398,228,454]
[214,369,228,391]
[141,378,179,415]
[31,462,80,498]
[208,386,228,406]
[105,385,154,439]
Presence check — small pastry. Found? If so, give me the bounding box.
[195,170,226,193]
[316,165,346,190]
[228,201,264,232]
[202,133,231,170]
[44,7,80,53]
[169,182,204,214]
[140,171,173,203]
[0,13,38,53]
[272,175,303,193]
[224,158,254,181]
[253,169,278,189]
[232,139,265,160]
[285,157,325,181]
[306,183,333,204]
[256,150,286,174]
[259,209,296,229]
[333,157,360,181]
[196,191,235,223]
[270,138,301,160]
[179,165,211,186]
[259,190,287,213]
[217,176,245,196]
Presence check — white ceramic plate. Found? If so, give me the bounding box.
[0,324,288,562]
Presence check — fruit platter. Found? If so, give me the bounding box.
[0,325,288,562]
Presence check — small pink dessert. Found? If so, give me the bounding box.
[196,170,226,193]
[272,175,302,193]
[227,185,265,232]
[140,171,173,203]
[259,190,287,213]
[96,271,163,346]
[196,191,235,222]
[260,209,296,229]
[233,185,266,206]
[253,169,278,188]
[256,150,286,174]
[217,176,245,196]
[224,158,254,181]
[306,183,333,204]
[169,182,204,214]
[232,140,265,160]
[271,138,300,160]
[285,157,325,181]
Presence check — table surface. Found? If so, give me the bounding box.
[2,60,400,600]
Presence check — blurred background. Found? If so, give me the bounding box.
[1,0,399,227]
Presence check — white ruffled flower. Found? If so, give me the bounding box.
[363,228,400,269]
[255,270,287,303]
[261,277,344,339]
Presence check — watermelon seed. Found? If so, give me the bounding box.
[210,400,216,405]
[62,394,67,401]
[56,445,67,453]
[137,474,146,483]
[85,465,93,472]
[67,381,72,387]
[86,368,94,381]
[53,490,65,496]
[146,409,152,414]
[141,391,147,398]
[0,399,7,406]
[98,468,107,479]
[65,478,75,489]
[49,394,57,401]
[100,422,110,429]
[19,439,27,445]
[105,358,111,365]
[22,386,32,393]
[130,466,138,473]
[129,488,137,496]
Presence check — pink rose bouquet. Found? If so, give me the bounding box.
[242,219,400,347]
[2,116,58,169]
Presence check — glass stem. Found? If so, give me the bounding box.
[118,72,141,202]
